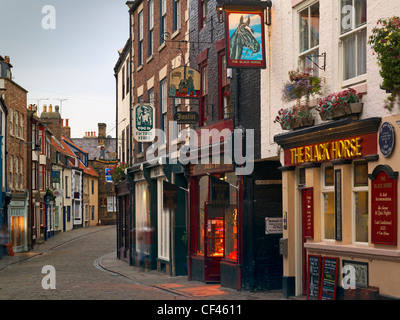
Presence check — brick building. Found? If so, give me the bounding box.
[1,55,30,253]
[72,123,118,226]
[116,0,189,275]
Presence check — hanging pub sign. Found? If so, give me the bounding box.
[133,103,155,142]
[173,111,199,124]
[369,165,398,245]
[169,66,200,99]
[225,10,266,69]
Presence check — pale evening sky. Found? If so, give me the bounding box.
[0,0,130,138]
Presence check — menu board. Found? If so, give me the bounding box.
[307,255,321,300]
[319,257,339,300]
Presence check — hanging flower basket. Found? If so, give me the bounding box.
[317,88,363,120]
[275,105,315,130]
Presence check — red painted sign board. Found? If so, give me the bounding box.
[302,188,314,239]
[371,170,398,245]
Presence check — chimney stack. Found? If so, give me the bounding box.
[98,123,106,146]
[62,118,71,139]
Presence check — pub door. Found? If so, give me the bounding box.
[204,203,224,283]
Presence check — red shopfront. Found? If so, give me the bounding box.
[188,162,242,285]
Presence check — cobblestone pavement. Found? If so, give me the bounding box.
[0,226,293,302]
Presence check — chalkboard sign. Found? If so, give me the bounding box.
[307,255,321,300]
[319,257,339,300]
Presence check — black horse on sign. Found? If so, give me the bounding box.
[229,15,261,60]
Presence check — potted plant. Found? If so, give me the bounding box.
[110,162,129,183]
[316,88,363,120]
[274,104,314,130]
[368,16,400,111]
[275,70,321,130]
[282,70,322,104]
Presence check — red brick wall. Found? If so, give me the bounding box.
[4,78,28,192]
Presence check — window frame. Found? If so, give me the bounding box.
[352,161,369,244]
[218,51,231,120]
[339,0,367,87]
[199,62,208,126]
[321,164,335,241]
[148,0,154,57]
[138,10,144,66]
[297,1,320,75]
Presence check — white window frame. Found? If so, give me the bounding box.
[352,161,369,244]
[297,0,320,75]
[157,177,170,261]
[321,164,335,241]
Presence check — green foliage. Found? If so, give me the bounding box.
[368,16,400,111]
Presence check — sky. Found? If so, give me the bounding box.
[0,0,130,138]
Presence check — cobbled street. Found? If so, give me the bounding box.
[0,226,184,300]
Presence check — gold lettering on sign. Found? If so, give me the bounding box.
[290,137,363,165]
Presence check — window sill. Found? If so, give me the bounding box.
[137,65,143,72]
[146,55,154,64]
[158,42,166,53]
[171,29,180,39]
[304,241,400,261]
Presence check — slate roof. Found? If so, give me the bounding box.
[72,137,117,161]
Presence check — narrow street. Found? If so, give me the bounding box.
[0,226,183,300]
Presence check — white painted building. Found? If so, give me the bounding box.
[261,0,400,299]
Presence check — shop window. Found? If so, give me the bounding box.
[340,0,367,84]
[298,1,320,75]
[158,178,170,261]
[198,175,208,255]
[322,165,335,240]
[353,162,368,243]
[224,173,238,261]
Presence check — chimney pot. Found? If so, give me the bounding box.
[43,105,47,112]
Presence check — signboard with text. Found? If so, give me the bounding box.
[302,188,314,238]
[133,103,155,142]
[370,166,398,245]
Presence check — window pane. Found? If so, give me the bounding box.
[355,191,368,242]
[354,162,368,187]
[355,0,367,27]
[357,28,367,76]
[341,0,353,34]
[299,8,309,53]
[225,173,238,261]
[310,2,319,48]
[343,33,356,80]
[324,193,335,239]
[198,176,208,255]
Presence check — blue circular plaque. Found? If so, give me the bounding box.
[379,122,395,157]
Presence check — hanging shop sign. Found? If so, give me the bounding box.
[169,66,200,99]
[225,10,266,69]
[379,122,395,157]
[173,111,199,124]
[284,133,377,166]
[369,165,398,245]
[133,103,155,142]
[105,168,113,182]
